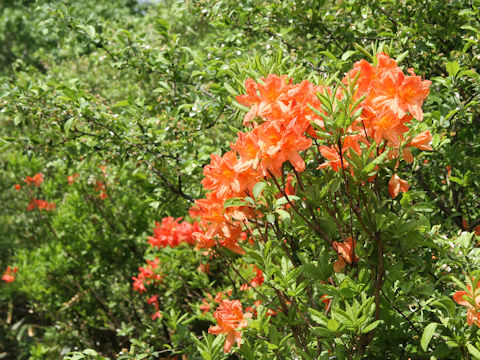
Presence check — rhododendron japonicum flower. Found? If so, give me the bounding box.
[148,217,198,248]
[318,53,431,172]
[67,173,79,185]
[24,173,44,187]
[27,199,56,211]
[202,151,261,199]
[402,130,433,162]
[333,237,358,272]
[147,295,162,320]
[131,258,162,293]
[14,184,21,190]
[453,278,480,327]
[200,296,213,315]
[240,266,264,290]
[208,299,251,353]
[388,174,409,199]
[2,266,18,283]
[236,74,291,125]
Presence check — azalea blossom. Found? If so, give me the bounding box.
[2,266,18,283]
[67,173,79,185]
[208,299,251,353]
[131,258,162,293]
[333,237,359,272]
[453,277,480,326]
[240,266,264,290]
[23,173,44,187]
[388,174,409,199]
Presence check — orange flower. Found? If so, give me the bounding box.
[2,266,18,283]
[14,184,21,190]
[321,295,331,308]
[197,263,210,274]
[27,199,36,211]
[24,173,44,187]
[402,130,433,163]
[148,217,198,248]
[67,173,79,185]
[406,130,433,151]
[202,151,261,200]
[200,299,212,315]
[343,59,376,99]
[369,61,430,121]
[208,299,251,353]
[27,199,55,211]
[453,278,480,326]
[333,237,358,272]
[240,266,264,290]
[388,174,409,199]
[95,181,105,191]
[151,311,162,320]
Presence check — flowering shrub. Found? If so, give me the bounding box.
[127,52,480,358]
[2,1,480,359]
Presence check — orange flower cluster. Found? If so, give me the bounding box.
[27,198,56,211]
[192,54,432,253]
[1,266,18,283]
[23,173,44,187]
[317,53,432,196]
[453,278,480,326]
[147,295,162,321]
[147,217,200,249]
[18,172,56,211]
[131,258,162,294]
[240,266,265,290]
[208,299,251,353]
[193,74,324,254]
[94,181,108,200]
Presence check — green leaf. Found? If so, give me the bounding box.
[275,209,291,221]
[64,117,75,135]
[112,100,131,108]
[223,197,246,208]
[421,322,437,352]
[13,115,22,126]
[82,349,98,356]
[224,82,237,96]
[275,195,300,208]
[311,327,334,337]
[319,50,338,62]
[266,213,275,224]
[446,62,460,77]
[341,50,356,61]
[396,50,409,63]
[252,182,266,199]
[456,232,474,248]
[467,343,480,359]
[362,320,382,334]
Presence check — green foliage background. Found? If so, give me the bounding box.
[1,0,480,359]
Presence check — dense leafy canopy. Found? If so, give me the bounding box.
[1,0,480,359]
